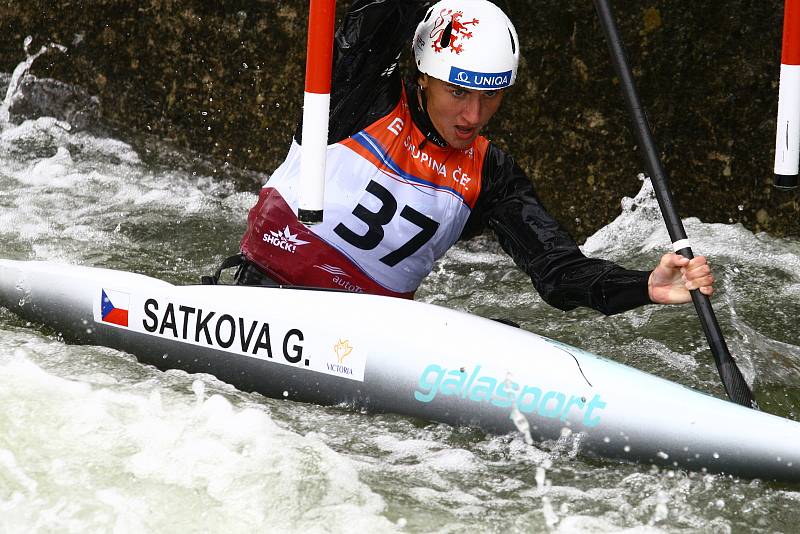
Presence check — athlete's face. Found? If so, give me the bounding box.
[419,75,505,150]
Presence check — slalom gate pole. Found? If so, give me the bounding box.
[774,0,800,190]
[298,0,336,225]
[592,0,759,409]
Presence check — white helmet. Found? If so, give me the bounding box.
[413,0,519,91]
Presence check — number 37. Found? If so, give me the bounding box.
[334,180,439,267]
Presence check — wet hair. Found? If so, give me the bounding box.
[410,65,426,88]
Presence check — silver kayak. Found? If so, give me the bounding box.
[1,259,798,482]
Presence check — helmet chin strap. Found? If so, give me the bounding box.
[412,82,448,149]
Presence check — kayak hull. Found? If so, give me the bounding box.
[1,259,798,482]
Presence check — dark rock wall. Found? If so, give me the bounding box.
[2,0,797,239]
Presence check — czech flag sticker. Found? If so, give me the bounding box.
[101,288,129,327]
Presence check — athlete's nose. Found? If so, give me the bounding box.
[460,94,482,126]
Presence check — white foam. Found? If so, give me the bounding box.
[0,117,249,266]
[583,176,665,259]
[0,350,396,533]
[17,146,79,187]
[582,177,800,286]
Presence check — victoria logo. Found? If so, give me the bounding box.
[263,226,310,253]
[333,339,353,363]
[327,339,356,376]
[430,9,479,54]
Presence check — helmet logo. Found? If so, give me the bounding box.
[430,9,479,54]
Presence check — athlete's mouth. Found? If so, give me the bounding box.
[454,125,476,139]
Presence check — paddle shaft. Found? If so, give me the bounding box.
[592,0,758,409]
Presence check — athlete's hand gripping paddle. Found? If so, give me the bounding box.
[592,0,758,409]
[298,0,337,225]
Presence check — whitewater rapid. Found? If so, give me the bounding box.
[1,71,799,533]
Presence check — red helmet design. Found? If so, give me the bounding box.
[429,9,480,55]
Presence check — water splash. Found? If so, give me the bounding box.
[14,277,30,308]
[509,404,533,445]
[192,379,206,406]
[507,373,534,445]
[0,36,67,127]
[583,174,665,258]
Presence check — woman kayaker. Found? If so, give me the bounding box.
[229,0,714,315]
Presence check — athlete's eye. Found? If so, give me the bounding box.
[483,90,499,98]
[451,87,466,97]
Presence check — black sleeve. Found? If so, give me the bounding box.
[462,144,653,316]
[296,0,433,144]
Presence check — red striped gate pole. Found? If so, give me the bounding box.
[298,0,337,224]
[774,0,800,189]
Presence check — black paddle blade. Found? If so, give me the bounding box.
[693,290,759,409]
[719,360,759,410]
